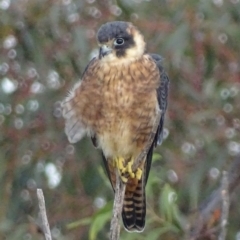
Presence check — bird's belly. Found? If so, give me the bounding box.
[98,120,136,159]
[97,93,158,159]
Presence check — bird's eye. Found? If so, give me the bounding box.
[114,38,124,45]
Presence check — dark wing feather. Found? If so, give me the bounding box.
[150,53,169,146]
[144,54,169,183]
[101,152,115,189]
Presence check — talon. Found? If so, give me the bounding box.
[127,162,132,174]
[121,175,128,183]
[130,172,135,178]
[126,157,135,178]
[136,168,142,180]
[127,163,135,178]
[117,157,125,170]
[115,157,124,169]
[114,156,140,182]
[114,157,128,183]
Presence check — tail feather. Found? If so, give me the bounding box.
[122,177,146,232]
[100,153,149,232]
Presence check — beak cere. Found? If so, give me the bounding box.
[99,45,112,58]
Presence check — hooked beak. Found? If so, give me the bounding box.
[99,45,112,58]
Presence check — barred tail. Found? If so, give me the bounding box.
[122,176,146,232]
[100,154,148,232]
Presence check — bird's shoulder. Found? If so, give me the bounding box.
[147,53,170,89]
[147,53,164,71]
[80,57,99,80]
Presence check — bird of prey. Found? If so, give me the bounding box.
[62,21,169,232]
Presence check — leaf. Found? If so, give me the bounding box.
[89,202,112,240]
[152,152,162,162]
[66,217,91,230]
[159,184,179,224]
[147,225,179,240]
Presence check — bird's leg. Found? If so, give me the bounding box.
[114,157,128,183]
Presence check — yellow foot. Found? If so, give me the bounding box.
[114,157,128,183]
[114,157,143,183]
[136,168,142,180]
[126,157,135,178]
[115,157,125,170]
[127,158,143,180]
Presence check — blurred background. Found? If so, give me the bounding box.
[0,0,240,239]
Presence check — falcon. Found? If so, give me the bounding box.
[62,21,169,232]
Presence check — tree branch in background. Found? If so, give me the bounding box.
[188,155,240,239]
[218,171,229,240]
[37,189,52,240]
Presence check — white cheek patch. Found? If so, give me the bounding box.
[126,29,145,59]
[61,81,87,143]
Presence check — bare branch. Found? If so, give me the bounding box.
[37,189,52,240]
[109,172,126,240]
[218,171,229,240]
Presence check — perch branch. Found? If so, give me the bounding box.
[37,189,52,240]
[109,172,126,240]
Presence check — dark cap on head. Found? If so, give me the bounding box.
[97,21,132,43]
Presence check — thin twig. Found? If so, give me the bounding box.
[218,171,229,240]
[37,189,52,240]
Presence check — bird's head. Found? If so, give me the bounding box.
[97,21,146,65]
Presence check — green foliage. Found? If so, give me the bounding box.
[89,202,112,240]
[159,184,180,225]
[0,0,240,239]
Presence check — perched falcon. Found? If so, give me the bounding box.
[62,21,169,232]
